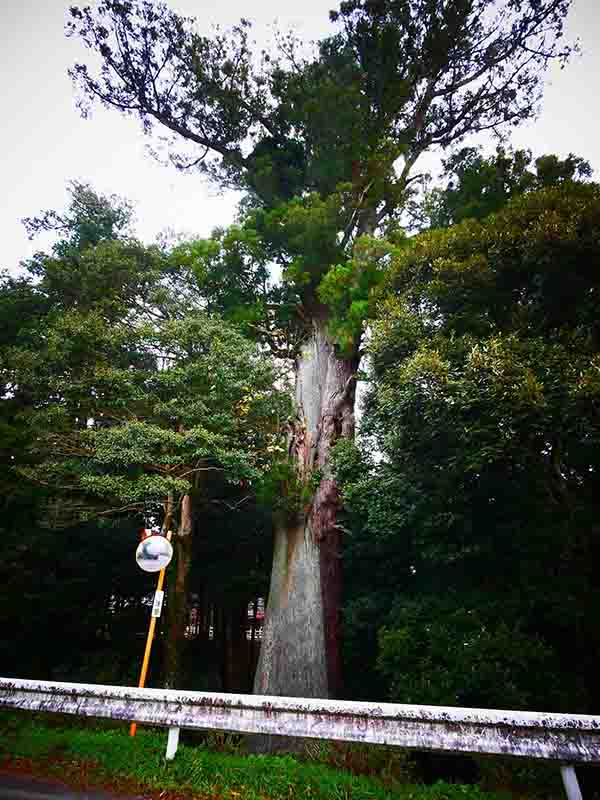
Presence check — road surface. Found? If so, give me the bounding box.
[0,771,150,800]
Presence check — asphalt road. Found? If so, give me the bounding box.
[0,772,150,800]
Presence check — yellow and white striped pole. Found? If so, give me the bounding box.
[130,530,172,737]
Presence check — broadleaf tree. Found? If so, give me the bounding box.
[68,0,575,703]
[416,145,592,229]
[25,312,288,686]
[4,184,290,688]
[340,180,600,711]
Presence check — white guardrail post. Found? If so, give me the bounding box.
[1,678,598,798]
[560,765,583,800]
[165,725,180,760]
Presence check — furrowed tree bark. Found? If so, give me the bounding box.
[252,312,358,751]
[164,493,193,689]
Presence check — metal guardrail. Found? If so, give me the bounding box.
[1,678,598,799]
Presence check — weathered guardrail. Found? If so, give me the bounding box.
[1,678,598,799]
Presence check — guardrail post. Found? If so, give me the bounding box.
[166,726,180,760]
[560,765,582,800]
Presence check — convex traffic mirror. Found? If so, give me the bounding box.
[135,534,173,573]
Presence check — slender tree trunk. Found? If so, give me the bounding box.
[164,493,193,688]
[254,312,358,711]
[223,602,251,692]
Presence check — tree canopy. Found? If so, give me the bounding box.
[1,183,287,690]
[418,146,592,229]
[68,0,575,345]
[336,176,600,712]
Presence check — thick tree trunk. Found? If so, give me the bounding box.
[164,493,193,689]
[254,313,358,710]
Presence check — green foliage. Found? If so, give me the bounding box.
[69,0,575,205]
[22,180,134,255]
[336,180,600,712]
[246,137,307,205]
[317,237,390,353]
[251,194,347,292]
[386,182,600,338]
[171,226,270,319]
[68,0,576,359]
[256,456,325,520]
[377,605,566,709]
[12,308,288,515]
[1,184,293,694]
[25,238,165,319]
[4,183,290,521]
[171,225,303,357]
[419,146,592,230]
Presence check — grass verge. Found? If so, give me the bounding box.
[0,711,511,800]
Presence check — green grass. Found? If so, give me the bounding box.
[0,711,510,800]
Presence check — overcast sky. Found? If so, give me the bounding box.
[1,0,599,274]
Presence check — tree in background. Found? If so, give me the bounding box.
[2,183,289,689]
[0,184,159,683]
[22,180,134,254]
[336,177,600,712]
[68,0,575,704]
[417,146,592,229]
[13,312,287,686]
[1,182,151,536]
[0,513,152,684]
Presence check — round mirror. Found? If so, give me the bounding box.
[135,535,173,573]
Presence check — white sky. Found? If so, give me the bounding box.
[1,0,599,274]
